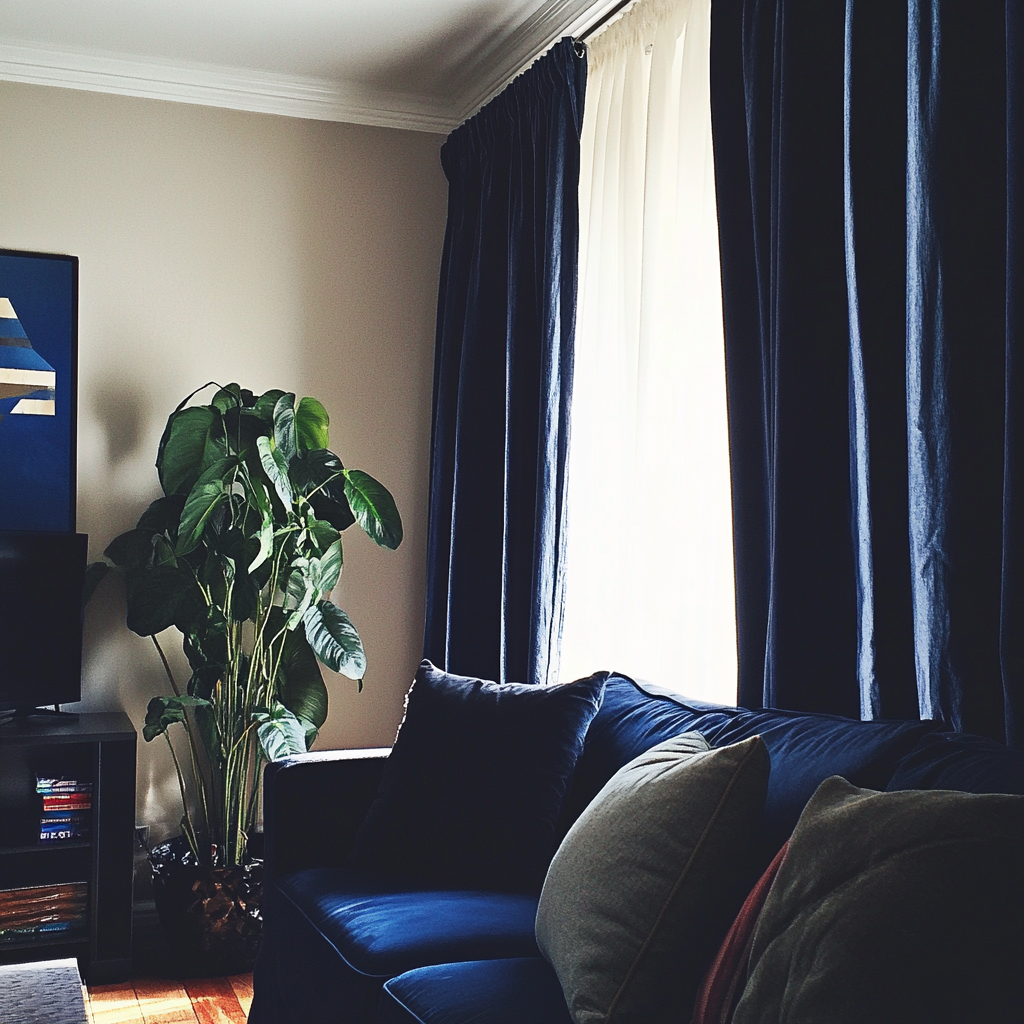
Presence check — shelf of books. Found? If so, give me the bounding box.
[0,881,88,948]
[37,773,93,843]
[0,745,93,847]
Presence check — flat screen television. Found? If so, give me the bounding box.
[0,530,87,716]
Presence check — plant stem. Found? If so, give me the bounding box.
[152,634,210,844]
[303,469,344,501]
[151,634,181,697]
[245,746,262,838]
[164,732,201,862]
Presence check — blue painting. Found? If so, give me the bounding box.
[0,250,78,532]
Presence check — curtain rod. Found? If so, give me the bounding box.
[577,0,634,43]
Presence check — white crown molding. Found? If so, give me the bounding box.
[451,0,627,122]
[0,0,622,134]
[0,39,460,133]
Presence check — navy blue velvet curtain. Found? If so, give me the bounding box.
[423,38,586,687]
[712,0,1024,746]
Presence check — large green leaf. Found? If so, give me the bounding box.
[257,435,294,509]
[204,523,259,621]
[282,558,316,630]
[229,411,274,484]
[172,656,227,765]
[136,494,186,537]
[209,404,268,465]
[231,487,264,544]
[307,515,341,555]
[192,699,223,767]
[295,397,330,452]
[83,561,110,605]
[343,470,403,549]
[253,388,287,424]
[289,448,341,492]
[289,450,355,531]
[183,626,228,675]
[125,565,205,636]
[206,494,234,544]
[248,481,275,575]
[158,406,216,496]
[212,383,243,414]
[315,538,343,595]
[104,529,155,570]
[142,694,211,742]
[277,625,328,730]
[254,703,310,760]
[176,457,236,556]
[152,535,177,567]
[214,526,261,572]
[186,661,222,700]
[302,600,366,680]
[273,393,298,466]
[302,719,319,749]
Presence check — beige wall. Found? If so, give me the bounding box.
[0,81,448,838]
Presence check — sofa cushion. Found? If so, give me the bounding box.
[562,677,709,819]
[886,730,1024,794]
[702,707,940,850]
[348,661,607,892]
[732,777,1024,1024]
[378,958,572,1024]
[256,880,386,1024]
[276,869,540,977]
[566,675,941,851]
[536,733,770,1024]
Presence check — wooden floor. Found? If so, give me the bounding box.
[80,901,254,1023]
[85,974,252,1023]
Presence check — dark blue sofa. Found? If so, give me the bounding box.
[248,674,1024,1024]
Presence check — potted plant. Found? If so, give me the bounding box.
[87,382,402,973]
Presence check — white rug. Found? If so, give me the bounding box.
[0,958,87,1024]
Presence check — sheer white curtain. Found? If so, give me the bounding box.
[558,0,737,703]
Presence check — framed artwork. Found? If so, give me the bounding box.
[0,249,79,532]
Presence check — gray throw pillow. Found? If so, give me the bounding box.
[536,733,770,1024]
[733,776,1024,1024]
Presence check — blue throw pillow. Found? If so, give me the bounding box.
[562,675,710,821]
[347,661,607,893]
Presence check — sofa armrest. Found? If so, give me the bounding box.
[261,746,389,883]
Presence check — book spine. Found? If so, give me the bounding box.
[40,828,89,841]
[41,797,92,811]
[35,778,93,795]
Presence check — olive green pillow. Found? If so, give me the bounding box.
[733,777,1024,1024]
[535,733,770,1024]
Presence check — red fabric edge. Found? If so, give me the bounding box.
[690,840,790,1024]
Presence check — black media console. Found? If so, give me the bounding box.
[0,712,136,982]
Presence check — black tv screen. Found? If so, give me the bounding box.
[0,531,87,713]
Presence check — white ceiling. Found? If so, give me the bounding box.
[0,0,620,132]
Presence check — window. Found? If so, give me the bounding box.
[558,0,736,705]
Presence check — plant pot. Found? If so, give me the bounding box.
[150,835,263,976]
